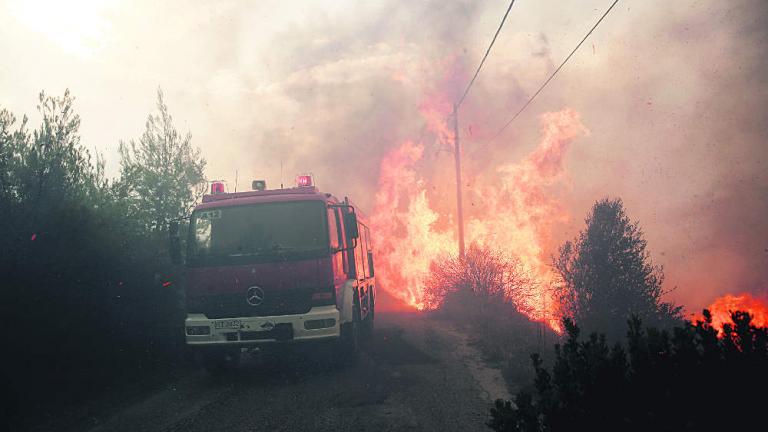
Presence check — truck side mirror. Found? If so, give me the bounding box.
[344,210,359,239]
[169,220,182,265]
[367,251,375,277]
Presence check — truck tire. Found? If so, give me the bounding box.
[339,299,361,365]
[202,348,241,375]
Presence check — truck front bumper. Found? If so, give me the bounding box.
[184,305,340,347]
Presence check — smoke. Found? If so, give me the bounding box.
[2,0,766,314]
[230,0,768,314]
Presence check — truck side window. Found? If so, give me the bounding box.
[327,207,340,250]
[334,207,353,277]
[365,226,374,277]
[359,223,369,277]
[356,222,366,278]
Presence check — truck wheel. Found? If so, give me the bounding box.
[202,348,241,375]
[339,300,361,364]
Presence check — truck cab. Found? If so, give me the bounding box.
[177,176,375,372]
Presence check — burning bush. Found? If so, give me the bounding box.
[370,108,587,329]
[424,244,555,380]
[423,244,533,313]
[694,293,768,335]
[488,310,768,431]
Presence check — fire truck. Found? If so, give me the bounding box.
[170,175,376,372]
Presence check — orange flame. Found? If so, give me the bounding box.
[370,93,588,331]
[694,293,768,335]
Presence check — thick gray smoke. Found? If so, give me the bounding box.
[1,0,766,311]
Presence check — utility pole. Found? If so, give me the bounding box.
[453,103,466,260]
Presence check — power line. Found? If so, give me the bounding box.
[456,0,517,109]
[452,0,517,258]
[472,0,621,156]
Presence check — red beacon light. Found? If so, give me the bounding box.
[296,174,314,188]
[210,181,225,194]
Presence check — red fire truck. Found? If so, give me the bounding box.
[171,175,375,372]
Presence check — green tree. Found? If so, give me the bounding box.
[0,91,106,271]
[13,91,101,205]
[0,108,29,200]
[1,90,195,430]
[119,88,206,233]
[553,198,681,338]
[488,311,768,431]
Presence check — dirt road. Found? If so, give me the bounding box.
[78,312,510,432]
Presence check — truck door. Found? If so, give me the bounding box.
[327,206,345,284]
[329,205,359,319]
[355,223,372,318]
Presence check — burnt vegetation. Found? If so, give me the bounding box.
[0,89,204,429]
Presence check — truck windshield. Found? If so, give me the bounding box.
[187,200,329,266]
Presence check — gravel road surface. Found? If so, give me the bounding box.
[73,312,509,432]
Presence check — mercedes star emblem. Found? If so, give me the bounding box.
[246,286,264,306]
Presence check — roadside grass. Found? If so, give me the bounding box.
[431,291,559,393]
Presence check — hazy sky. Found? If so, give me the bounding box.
[1,0,766,311]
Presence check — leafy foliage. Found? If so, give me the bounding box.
[0,90,204,429]
[488,310,768,431]
[553,198,682,338]
[119,88,206,233]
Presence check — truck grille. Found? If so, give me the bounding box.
[188,290,312,319]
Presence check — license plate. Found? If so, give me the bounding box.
[214,319,241,330]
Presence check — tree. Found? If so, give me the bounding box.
[11,91,100,205]
[487,311,768,431]
[119,88,206,233]
[1,90,199,429]
[0,91,106,272]
[0,108,28,201]
[553,198,681,338]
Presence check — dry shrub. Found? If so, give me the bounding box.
[425,244,557,389]
[424,243,533,313]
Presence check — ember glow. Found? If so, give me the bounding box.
[694,293,768,335]
[370,85,587,330]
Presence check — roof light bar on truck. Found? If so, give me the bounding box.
[210,181,225,194]
[296,174,313,187]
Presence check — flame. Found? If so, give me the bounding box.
[369,140,455,310]
[694,293,768,335]
[370,87,588,331]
